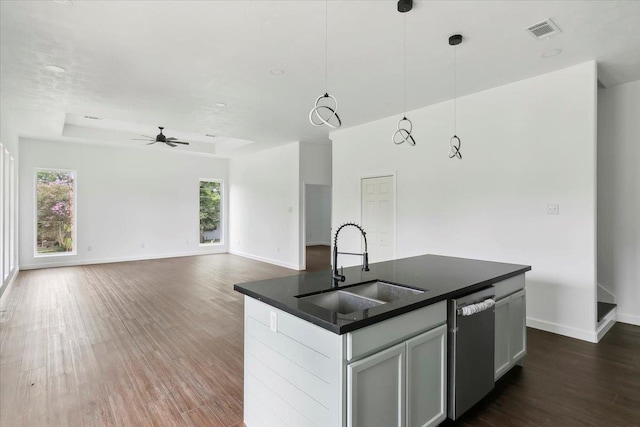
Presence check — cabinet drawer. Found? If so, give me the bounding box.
[346,301,446,362]
[493,274,525,300]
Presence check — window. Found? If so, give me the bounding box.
[35,169,76,256]
[199,180,222,245]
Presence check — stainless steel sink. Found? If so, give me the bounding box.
[298,281,425,314]
[300,290,383,314]
[343,281,425,302]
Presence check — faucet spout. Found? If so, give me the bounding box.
[332,222,370,287]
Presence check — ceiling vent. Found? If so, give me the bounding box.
[525,18,561,40]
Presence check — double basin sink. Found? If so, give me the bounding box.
[298,280,426,315]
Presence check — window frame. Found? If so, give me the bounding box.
[34,168,78,258]
[198,178,224,247]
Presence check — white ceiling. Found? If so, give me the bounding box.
[2,1,640,156]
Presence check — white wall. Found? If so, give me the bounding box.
[598,79,640,326]
[305,184,331,246]
[300,142,332,185]
[229,141,301,270]
[19,138,229,269]
[331,62,598,342]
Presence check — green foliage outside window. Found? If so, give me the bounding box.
[36,170,74,253]
[200,181,221,244]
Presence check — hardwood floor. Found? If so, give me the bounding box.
[1,254,638,427]
[447,323,640,427]
[304,245,331,272]
[0,254,297,427]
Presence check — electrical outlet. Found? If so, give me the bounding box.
[141,243,145,248]
[87,246,92,252]
[288,206,293,213]
[269,311,278,333]
[277,247,280,253]
[547,204,560,215]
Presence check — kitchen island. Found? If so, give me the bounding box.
[234,254,531,427]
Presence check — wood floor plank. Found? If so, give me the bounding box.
[0,253,638,427]
[305,245,330,272]
[182,404,225,427]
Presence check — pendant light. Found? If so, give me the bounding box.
[309,0,342,129]
[449,34,463,159]
[392,0,416,146]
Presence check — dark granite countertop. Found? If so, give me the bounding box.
[233,254,531,334]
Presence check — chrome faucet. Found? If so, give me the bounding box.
[332,222,370,287]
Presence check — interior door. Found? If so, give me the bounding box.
[361,176,395,263]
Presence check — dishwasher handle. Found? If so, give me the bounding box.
[457,299,495,316]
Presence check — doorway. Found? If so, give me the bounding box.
[304,183,331,271]
[361,175,396,263]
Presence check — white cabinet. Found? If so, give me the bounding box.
[494,289,527,381]
[406,325,447,427]
[244,298,447,427]
[509,290,526,363]
[347,324,447,427]
[347,342,406,427]
[494,297,511,379]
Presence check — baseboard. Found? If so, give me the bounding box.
[0,267,19,299]
[597,283,616,304]
[306,241,330,247]
[526,316,598,343]
[596,308,617,342]
[617,312,640,326]
[20,248,228,270]
[229,249,302,271]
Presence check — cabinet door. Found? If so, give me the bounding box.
[494,297,511,380]
[509,290,527,363]
[406,324,447,427]
[347,342,405,427]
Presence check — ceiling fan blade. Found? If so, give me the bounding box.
[146,141,158,145]
[132,138,154,141]
[166,142,177,147]
[166,137,178,141]
[171,141,190,145]
[141,135,155,138]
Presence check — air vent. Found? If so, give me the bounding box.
[205,134,216,138]
[525,18,561,39]
[84,115,101,120]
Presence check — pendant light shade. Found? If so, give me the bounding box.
[393,117,416,145]
[391,0,416,146]
[449,34,463,159]
[309,0,341,129]
[309,93,342,129]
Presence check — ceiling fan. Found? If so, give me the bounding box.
[133,127,190,147]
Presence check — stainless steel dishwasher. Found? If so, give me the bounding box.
[447,286,496,420]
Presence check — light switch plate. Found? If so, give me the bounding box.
[269,311,278,333]
[547,204,560,215]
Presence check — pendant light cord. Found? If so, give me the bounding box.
[403,12,407,117]
[454,43,457,133]
[325,0,328,93]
